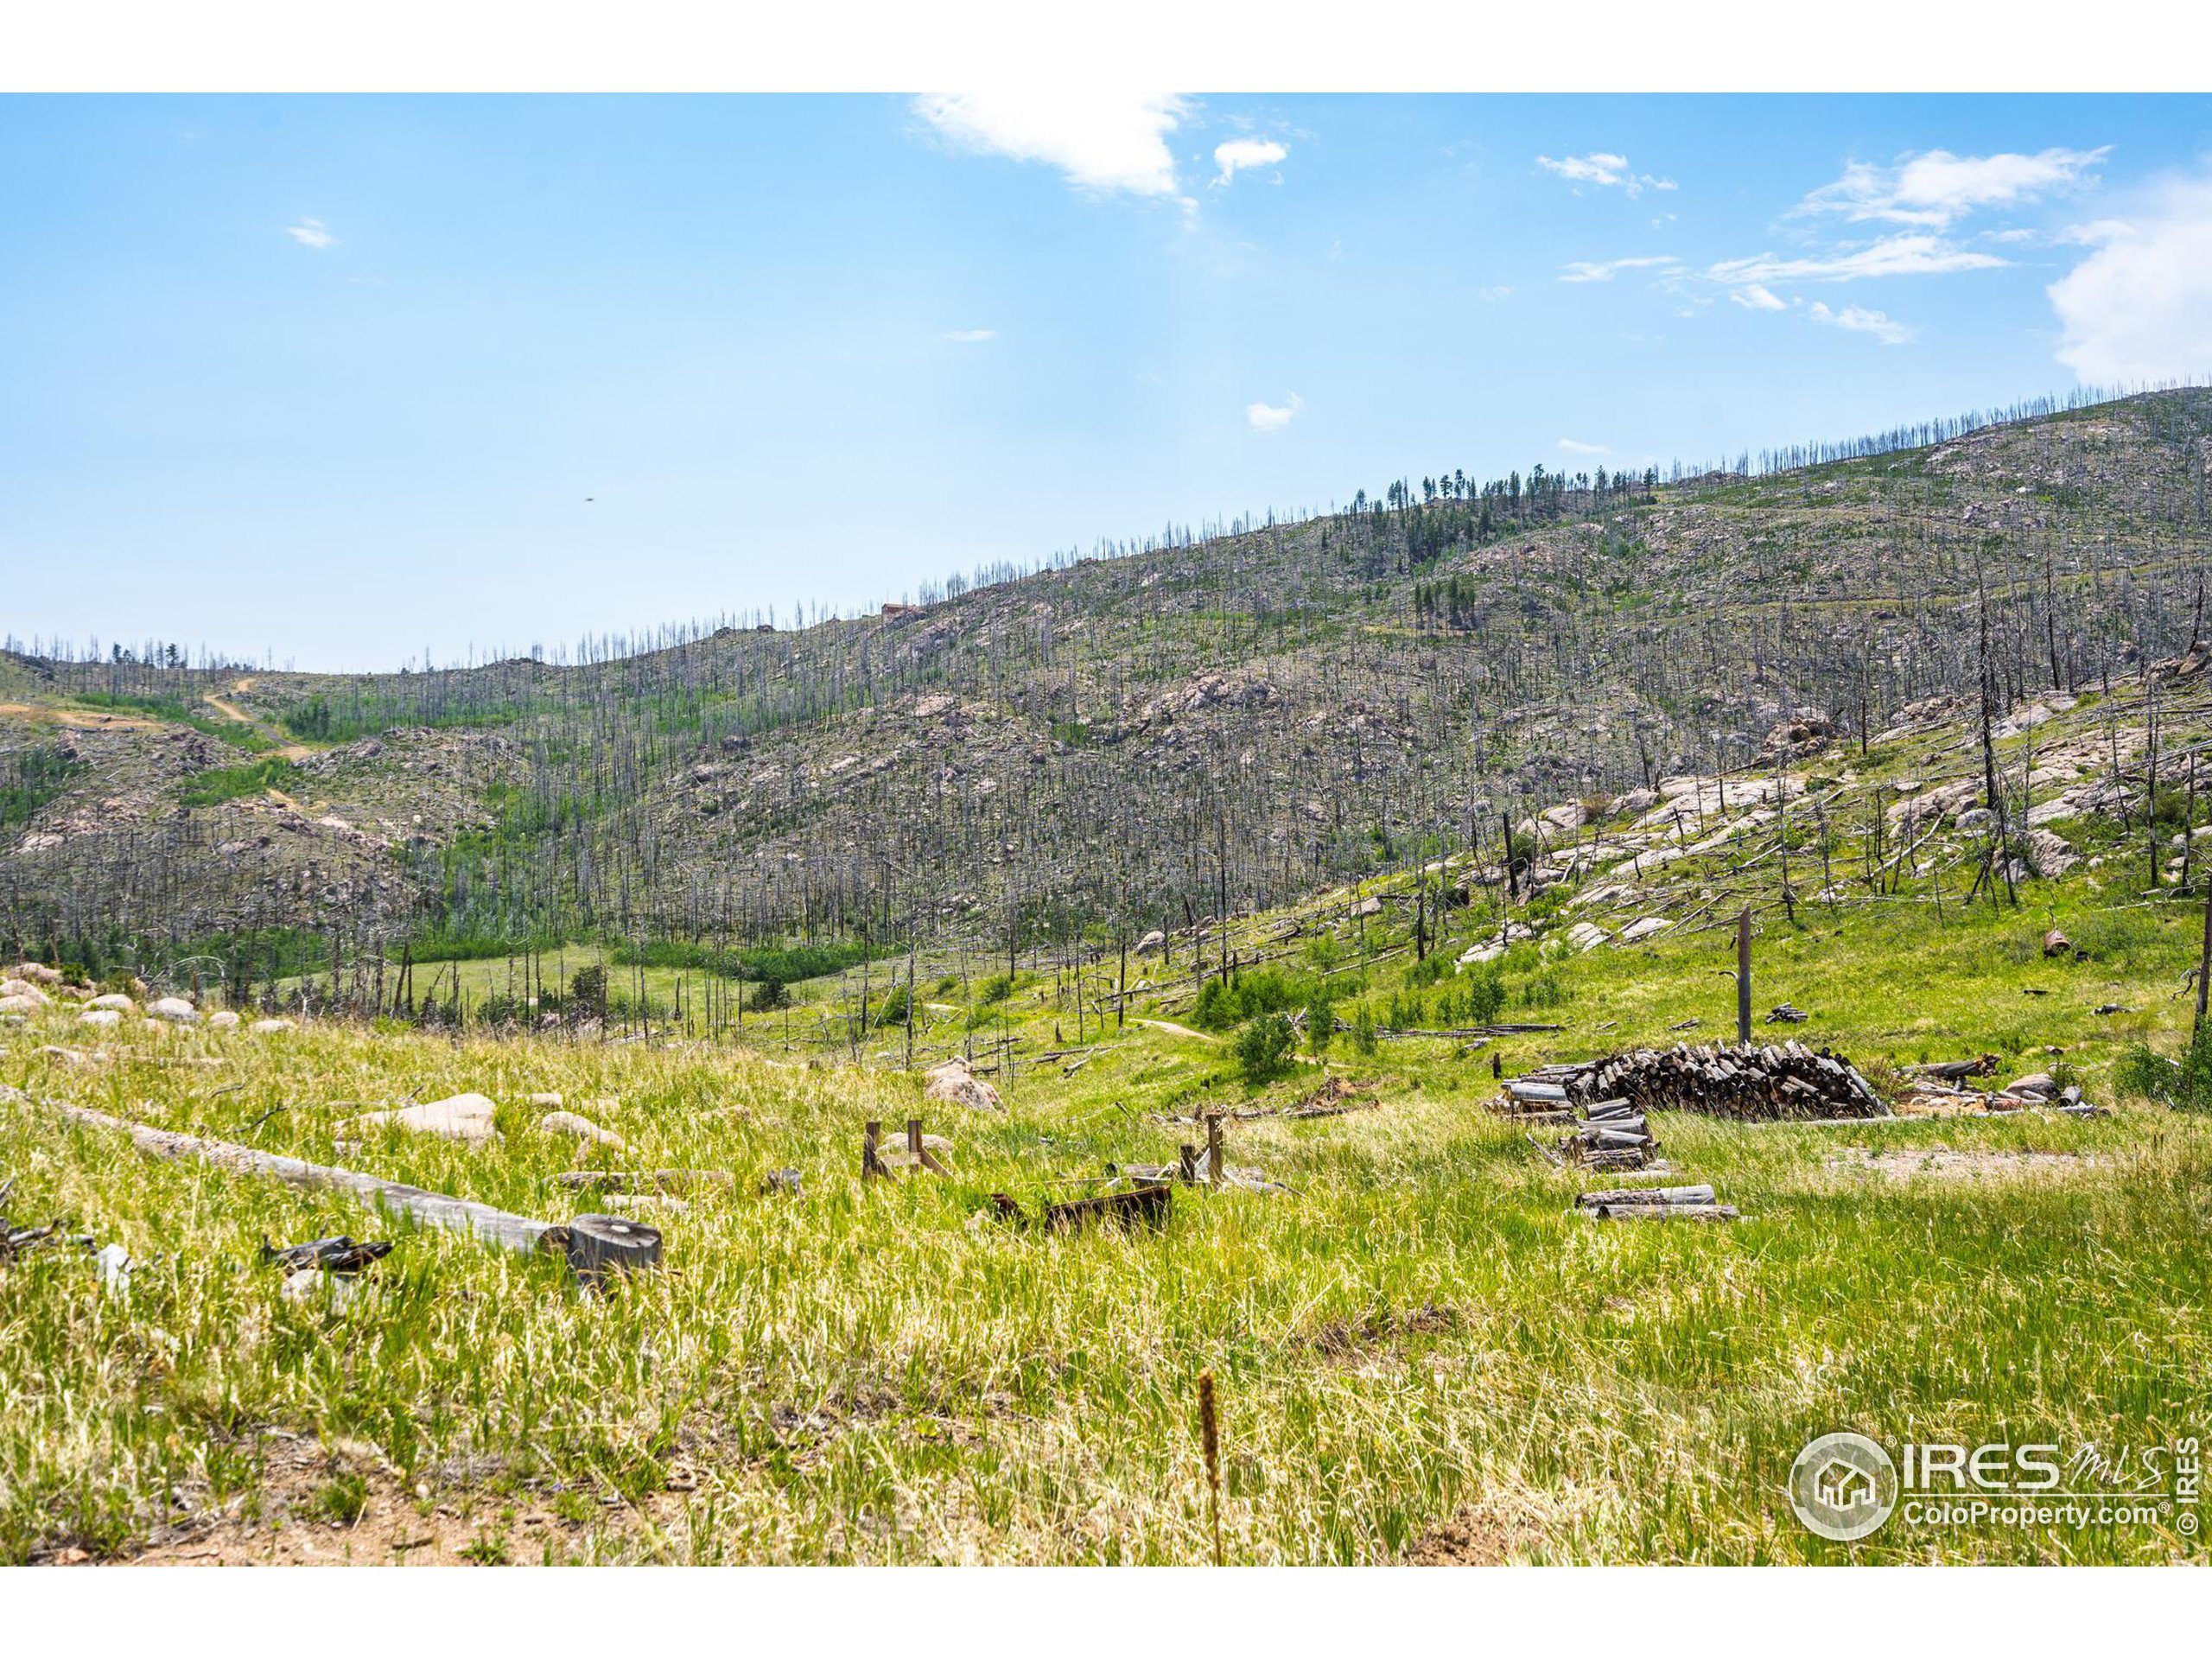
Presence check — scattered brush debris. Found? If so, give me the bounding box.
[1166,1075,1379,1123]
[1116,1113,1294,1192]
[0,1179,92,1268]
[1764,1003,1810,1025]
[1892,1071,2107,1117]
[259,1234,393,1276]
[1285,1076,1381,1118]
[1904,1055,2000,1083]
[554,1168,735,1195]
[1498,1040,1887,1122]
[263,1233,392,1309]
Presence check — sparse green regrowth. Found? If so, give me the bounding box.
[2116,1020,2212,1113]
[176,755,297,806]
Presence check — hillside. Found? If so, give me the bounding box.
[4,386,2211,982]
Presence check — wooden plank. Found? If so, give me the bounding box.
[1045,1183,1173,1233]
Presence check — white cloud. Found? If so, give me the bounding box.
[284,218,335,250]
[2057,218,2134,246]
[1536,152,1676,198]
[1246,393,1302,433]
[1213,137,1287,187]
[1798,147,2109,228]
[1729,283,1789,311]
[913,93,1185,197]
[945,327,997,343]
[1707,234,2004,287]
[1557,438,1611,455]
[1808,302,1914,345]
[2050,173,2212,383]
[1559,255,1678,283]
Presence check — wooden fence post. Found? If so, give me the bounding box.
[1736,906,1752,1045]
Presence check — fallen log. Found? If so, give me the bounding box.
[16,1090,645,1275]
[1589,1202,1739,1222]
[1576,1185,1716,1208]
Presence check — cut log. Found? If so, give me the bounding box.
[1589,1202,1739,1222]
[563,1213,663,1282]
[1576,1185,1716,1208]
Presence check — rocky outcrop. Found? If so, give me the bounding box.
[924,1058,1003,1112]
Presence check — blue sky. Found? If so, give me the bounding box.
[5,93,2211,670]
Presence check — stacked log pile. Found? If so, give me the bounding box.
[1501,1040,1887,1122]
[1560,1099,1658,1170]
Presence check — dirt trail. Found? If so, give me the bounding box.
[0,702,160,732]
[1130,1018,1221,1044]
[202,677,315,760]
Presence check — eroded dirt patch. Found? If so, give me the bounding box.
[1308,1302,1460,1358]
[1828,1147,2094,1182]
[1401,1489,1555,1564]
[94,1431,680,1567]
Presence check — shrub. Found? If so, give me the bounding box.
[745,978,790,1013]
[1351,1003,1379,1057]
[1236,1014,1297,1085]
[1304,988,1336,1056]
[1463,963,1506,1025]
[2116,1023,2212,1112]
[1518,970,1567,1010]
[1302,934,1343,970]
[975,974,1014,1006]
[1192,968,1312,1032]
[569,963,607,1014]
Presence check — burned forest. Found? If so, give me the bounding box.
[5,385,2209,1004]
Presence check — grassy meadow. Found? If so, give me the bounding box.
[5,842,2211,1564]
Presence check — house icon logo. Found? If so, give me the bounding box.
[1789,1432,1899,1541]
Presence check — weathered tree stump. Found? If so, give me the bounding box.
[563,1213,663,1283]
